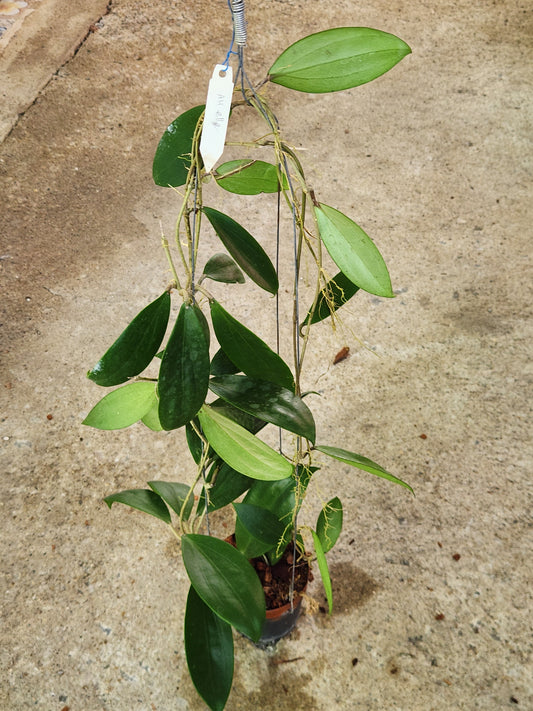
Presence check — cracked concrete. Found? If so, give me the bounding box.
[1,1,532,709]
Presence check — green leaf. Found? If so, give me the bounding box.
[182,534,266,641]
[269,27,411,93]
[311,529,333,614]
[315,445,414,493]
[215,160,287,194]
[242,478,296,562]
[234,503,286,559]
[303,271,360,326]
[244,477,296,521]
[87,292,170,386]
[148,480,194,520]
[83,381,156,430]
[210,348,240,377]
[199,462,253,513]
[198,405,293,481]
[185,585,234,711]
[141,397,164,431]
[104,489,171,524]
[158,303,210,430]
[202,253,245,284]
[203,207,278,294]
[209,374,315,442]
[315,204,393,297]
[210,398,266,435]
[316,497,343,553]
[153,104,204,187]
[185,421,204,464]
[210,301,294,391]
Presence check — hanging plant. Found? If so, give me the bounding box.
[84,4,412,709]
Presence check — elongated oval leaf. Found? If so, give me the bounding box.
[87,292,170,386]
[141,396,163,431]
[244,477,296,521]
[315,203,393,297]
[185,585,234,711]
[303,271,360,327]
[198,405,293,481]
[311,529,333,614]
[210,347,240,377]
[215,160,286,195]
[153,104,204,187]
[242,478,296,561]
[182,534,266,641]
[83,381,156,430]
[198,462,252,513]
[316,497,343,553]
[209,374,315,442]
[148,480,194,521]
[210,398,266,435]
[315,444,413,493]
[210,300,294,391]
[269,27,411,93]
[202,253,245,284]
[104,489,171,524]
[234,502,286,559]
[203,207,278,294]
[158,303,210,430]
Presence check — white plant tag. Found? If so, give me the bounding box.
[200,64,234,173]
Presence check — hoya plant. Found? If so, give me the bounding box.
[84,14,412,711]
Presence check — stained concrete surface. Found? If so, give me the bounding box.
[1,1,531,710]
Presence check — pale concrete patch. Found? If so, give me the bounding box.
[0,0,110,141]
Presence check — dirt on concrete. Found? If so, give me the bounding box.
[1,1,531,710]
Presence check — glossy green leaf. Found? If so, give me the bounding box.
[315,204,393,297]
[192,302,211,348]
[199,462,253,513]
[153,105,204,187]
[185,585,234,711]
[203,207,278,294]
[242,478,296,562]
[209,374,315,442]
[148,480,194,521]
[87,292,170,386]
[303,271,360,326]
[104,489,171,524]
[158,303,210,430]
[210,301,294,391]
[202,253,245,284]
[210,398,266,435]
[198,405,293,481]
[316,497,343,553]
[244,477,296,522]
[182,534,266,641]
[234,503,286,559]
[315,445,414,493]
[311,529,333,614]
[83,381,156,430]
[215,160,286,195]
[210,348,240,377]
[269,27,411,93]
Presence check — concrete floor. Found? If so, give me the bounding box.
[1,1,531,709]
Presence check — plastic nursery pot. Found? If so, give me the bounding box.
[257,584,307,649]
[226,534,310,647]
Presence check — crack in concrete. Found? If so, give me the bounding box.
[1,0,113,143]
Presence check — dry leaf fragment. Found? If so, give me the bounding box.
[333,346,349,364]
